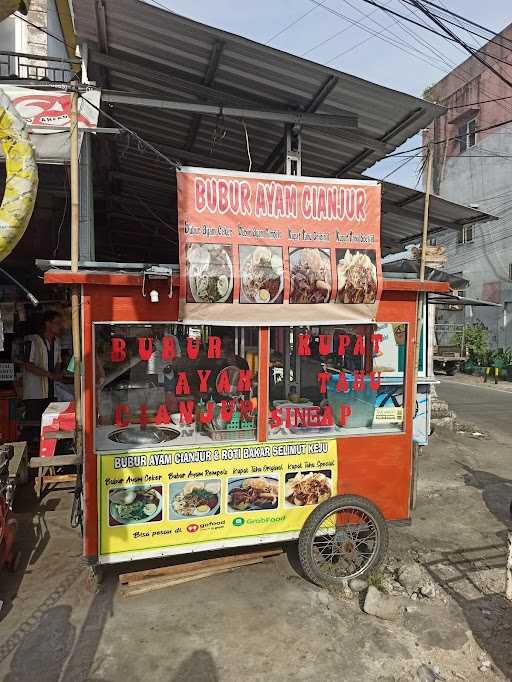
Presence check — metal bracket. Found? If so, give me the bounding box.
[285,124,302,176]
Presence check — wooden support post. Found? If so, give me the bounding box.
[411,144,433,510]
[70,86,83,461]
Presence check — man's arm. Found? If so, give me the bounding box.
[24,361,60,381]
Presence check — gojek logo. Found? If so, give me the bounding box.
[186,523,199,533]
[232,517,245,527]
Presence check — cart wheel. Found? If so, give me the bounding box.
[298,495,388,587]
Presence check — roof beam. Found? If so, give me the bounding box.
[335,106,425,176]
[101,94,359,128]
[261,75,338,172]
[92,51,289,109]
[95,0,110,54]
[186,39,225,151]
[395,191,424,208]
[381,200,457,231]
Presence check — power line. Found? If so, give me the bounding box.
[80,95,182,169]
[16,13,76,52]
[307,0,462,73]
[265,2,323,44]
[385,115,512,158]
[399,0,512,59]
[404,0,512,49]
[353,0,512,67]
[408,1,512,91]
[379,154,421,180]
[300,0,393,57]
[446,94,512,109]
[396,0,512,119]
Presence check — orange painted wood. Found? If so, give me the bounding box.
[45,271,144,286]
[257,328,269,442]
[46,271,449,295]
[80,283,421,560]
[383,279,449,293]
[82,293,98,559]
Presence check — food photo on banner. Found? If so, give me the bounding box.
[177,168,382,325]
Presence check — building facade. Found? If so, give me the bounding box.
[0,0,74,81]
[425,23,512,348]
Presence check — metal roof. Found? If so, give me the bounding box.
[72,0,496,262]
[377,179,497,248]
[430,293,502,307]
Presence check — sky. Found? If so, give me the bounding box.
[144,0,512,187]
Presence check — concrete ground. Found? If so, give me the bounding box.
[1,402,511,681]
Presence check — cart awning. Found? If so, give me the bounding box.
[429,293,502,307]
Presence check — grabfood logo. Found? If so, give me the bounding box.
[232,517,245,527]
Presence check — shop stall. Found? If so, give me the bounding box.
[45,168,449,586]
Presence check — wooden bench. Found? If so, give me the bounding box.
[29,453,81,499]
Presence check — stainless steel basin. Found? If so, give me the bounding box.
[108,425,181,445]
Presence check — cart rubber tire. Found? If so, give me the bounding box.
[298,494,389,587]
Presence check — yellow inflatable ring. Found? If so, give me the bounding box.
[0,88,38,261]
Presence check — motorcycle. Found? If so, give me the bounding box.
[0,444,19,572]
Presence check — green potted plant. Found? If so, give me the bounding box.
[454,323,489,375]
[495,346,512,379]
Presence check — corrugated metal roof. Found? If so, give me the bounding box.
[72,0,496,261]
[377,179,497,247]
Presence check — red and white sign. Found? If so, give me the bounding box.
[0,85,101,163]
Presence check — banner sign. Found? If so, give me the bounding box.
[0,86,101,163]
[98,439,337,559]
[177,168,382,325]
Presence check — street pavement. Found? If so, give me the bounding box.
[437,375,512,440]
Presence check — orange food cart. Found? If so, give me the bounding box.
[45,169,449,585]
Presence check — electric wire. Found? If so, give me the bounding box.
[447,95,512,109]
[405,1,512,91]
[351,0,512,67]
[265,2,325,44]
[403,0,512,48]
[399,0,512,58]
[340,0,446,63]
[16,12,76,52]
[300,0,393,57]
[378,153,421,180]
[307,0,459,73]
[80,94,182,169]
[395,0,512,121]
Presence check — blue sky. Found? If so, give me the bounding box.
[145,0,512,186]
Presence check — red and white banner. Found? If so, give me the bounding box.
[177,167,382,325]
[0,85,101,163]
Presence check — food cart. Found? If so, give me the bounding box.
[45,168,449,586]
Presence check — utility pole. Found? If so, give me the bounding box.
[411,142,433,510]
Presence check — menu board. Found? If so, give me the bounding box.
[177,168,382,325]
[98,439,337,559]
